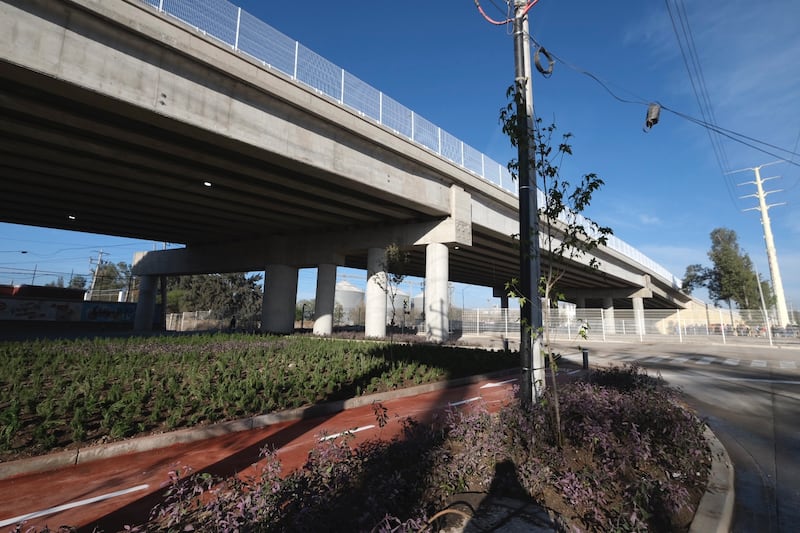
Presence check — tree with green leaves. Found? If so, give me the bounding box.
[93,261,131,292]
[681,228,772,310]
[167,273,263,329]
[501,91,612,444]
[376,244,410,330]
[333,302,345,326]
[526,120,612,308]
[69,274,88,290]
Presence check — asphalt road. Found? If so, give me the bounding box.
[557,339,800,533]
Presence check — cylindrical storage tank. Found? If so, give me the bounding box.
[334,281,364,325]
[412,292,424,314]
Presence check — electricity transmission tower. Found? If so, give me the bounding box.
[732,161,790,327]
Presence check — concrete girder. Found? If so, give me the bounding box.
[132,186,471,276]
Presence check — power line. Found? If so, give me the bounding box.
[786,127,800,193]
[523,33,800,169]
[664,0,740,207]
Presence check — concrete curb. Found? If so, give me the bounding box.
[689,425,735,533]
[0,369,515,480]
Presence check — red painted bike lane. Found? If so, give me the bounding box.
[0,371,524,531]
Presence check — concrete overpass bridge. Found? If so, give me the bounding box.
[0,0,690,341]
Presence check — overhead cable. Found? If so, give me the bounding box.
[664,0,736,203]
[526,34,800,168]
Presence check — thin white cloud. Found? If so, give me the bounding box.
[621,6,675,64]
[638,214,661,225]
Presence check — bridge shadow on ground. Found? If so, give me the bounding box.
[91,332,520,531]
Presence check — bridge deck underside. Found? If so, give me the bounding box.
[1,56,677,310]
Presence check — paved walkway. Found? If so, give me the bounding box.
[0,368,526,531]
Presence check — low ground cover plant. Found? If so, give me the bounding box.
[120,365,709,532]
[3,335,710,532]
[0,334,516,460]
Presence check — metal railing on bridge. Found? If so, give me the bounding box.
[138,0,681,289]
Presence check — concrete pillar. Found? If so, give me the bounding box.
[425,242,449,342]
[262,265,298,333]
[602,296,615,334]
[313,263,336,336]
[633,296,645,337]
[133,275,157,331]
[365,248,387,338]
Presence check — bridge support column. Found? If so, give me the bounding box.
[365,248,387,338]
[313,264,336,336]
[633,296,645,337]
[425,242,449,343]
[602,297,615,335]
[262,265,298,333]
[134,274,157,331]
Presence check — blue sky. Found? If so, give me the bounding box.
[1,0,798,312]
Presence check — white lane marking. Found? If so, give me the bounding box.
[751,360,768,368]
[449,397,481,407]
[716,377,800,386]
[0,484,149,527]
[319,425,375,441]
[695,357,715,365]
[723,359,740,366]
[480,378,517,389]
[780,361,797,370]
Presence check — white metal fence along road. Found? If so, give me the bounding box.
[459,307,800,347]
[137,0,681,289]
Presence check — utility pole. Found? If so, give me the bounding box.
[86,249,105,301]
[753,262,774,347]
[733,161,790,327]
[513,0,543,405]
